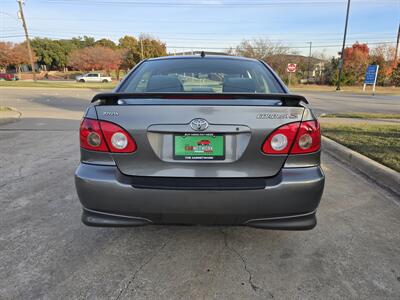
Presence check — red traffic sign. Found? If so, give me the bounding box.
[287,63,297,73]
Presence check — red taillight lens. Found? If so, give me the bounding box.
[262,122,300,154]
[291,120,320,154]
[99,121,137,153]
[80,118,109,152]
[261,120,320,155]
[79,118,137,153]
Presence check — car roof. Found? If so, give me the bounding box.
[146,55,259,62]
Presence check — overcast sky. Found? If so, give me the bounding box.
[1,0,399,57]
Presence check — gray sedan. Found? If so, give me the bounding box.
[75,55,324,230]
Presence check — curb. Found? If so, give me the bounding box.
[322,136,400,196]
[0,109,21,125]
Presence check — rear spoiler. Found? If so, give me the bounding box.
[91,93,308,106]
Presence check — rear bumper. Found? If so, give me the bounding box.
[75,164,325,230]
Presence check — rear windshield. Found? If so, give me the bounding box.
[119,58,284,94]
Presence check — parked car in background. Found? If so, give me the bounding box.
[75,73,112,83]
[0,73,19,81]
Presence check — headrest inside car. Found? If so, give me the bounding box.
[223,78,256,93]
[146,75,183,92]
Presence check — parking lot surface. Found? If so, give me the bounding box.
[1,88,399,299]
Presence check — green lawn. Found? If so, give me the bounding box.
[322,112,400,120]
[291,84,400,95]
[0,80,117,89]
[322,123,400,172]
[0,106,12,112]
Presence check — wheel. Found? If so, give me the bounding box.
[102,79,108,83]
[79,79,85,83]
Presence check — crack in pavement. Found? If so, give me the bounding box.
[220,230,270,296]
[114,237,171,300]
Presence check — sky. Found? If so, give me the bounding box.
[1,0,399,57]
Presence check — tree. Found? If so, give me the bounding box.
[68,46,123,75]
[228,38,296,78]
[138,34,167,59]
[118,35,140,69]
[95,38,117,49]
[0,42,33,72]
[390,63,400,86]
[323,57,340,85]
[229,38,290,61]
[31,38,73,70]
[0,42,13,70]
[342,42,369,85]
[370,44,395,85]
[70,36,95,49]
[118,35,167,69]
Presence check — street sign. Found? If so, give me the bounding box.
[364,65,378,84]
[287,63,297,73]
[363,65,379,94]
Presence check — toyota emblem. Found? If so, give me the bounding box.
[190,118,209,131]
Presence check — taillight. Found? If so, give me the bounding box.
[262,120,320,155]
[99,121,137,153]
[79,118,137,153]
[262,122,300,154]
[291,120,320,154]
[80,118,108,152]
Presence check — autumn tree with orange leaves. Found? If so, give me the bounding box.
[68,46,124,76]
[342,42,370,85]
[0,41,33,72]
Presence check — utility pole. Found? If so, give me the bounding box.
[336,0,351,91]
[17,0,36,81]
[307,42,312,81]
[393,23,400,68]
[140,37,144,60]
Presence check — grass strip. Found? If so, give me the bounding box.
[0,106,12,112]
[322,113,400,120]
[322,123,400,172]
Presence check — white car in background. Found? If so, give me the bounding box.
[76,73,112,83]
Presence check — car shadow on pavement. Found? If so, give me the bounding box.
[28,95,92,112]
[0,117,81,131]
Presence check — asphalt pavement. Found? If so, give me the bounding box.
[1,88,400,118]
[1,88,399,299]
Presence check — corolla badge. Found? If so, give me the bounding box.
[103,111,119,116]
[190,118,209,131]
[256,113,298,120]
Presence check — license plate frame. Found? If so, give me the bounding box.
[173,133,225,161]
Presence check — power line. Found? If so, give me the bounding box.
[166,42,395,50]
[24,28,397,41]
[41,0,398,7]
[0,34,26,38]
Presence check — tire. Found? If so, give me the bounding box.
[79,79,85,83]
[102,79,108,83]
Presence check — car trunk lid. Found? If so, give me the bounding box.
[93,93,306,178]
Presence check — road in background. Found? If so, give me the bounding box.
[299,91,400,115]
[1,89,399,125]
[1,87,399,298]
